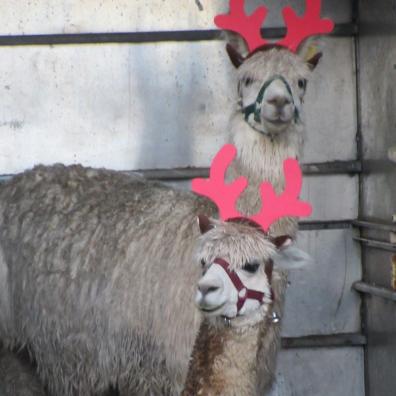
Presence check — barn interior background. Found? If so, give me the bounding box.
[0,0,395,395]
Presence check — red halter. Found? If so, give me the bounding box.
[213,258,274,315]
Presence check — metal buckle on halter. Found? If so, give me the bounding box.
[223,317,231,327]
[271,311,281,324]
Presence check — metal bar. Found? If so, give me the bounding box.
[352,220,396,232]
[0,30,221,46]
[353,281,396,302]
[281,333,366,349]
[0,23,357,47]
[299,220,352,230]
[134,160,361,180]
[353,237,396,252]
[133,168,208,180]
[302,160,362,175]
[0,160,362,184]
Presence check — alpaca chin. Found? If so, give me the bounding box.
[215,303,271,330]
[261,118,293,135]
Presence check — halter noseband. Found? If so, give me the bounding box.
[241,74,300,136]
[213,257,275,317]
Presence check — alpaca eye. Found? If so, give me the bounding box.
[298,79,307,89]
[242,262,260,273]
[200,259,206,267]
[244,77,253,86]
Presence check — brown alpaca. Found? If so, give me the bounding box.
[182,217,305,396]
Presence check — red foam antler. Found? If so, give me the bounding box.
[192,144,312,232]
[250,159,312,231]
[214,0,268,52]
[214,0,334,53]
[278,0,335,52]
[191,144,248,220]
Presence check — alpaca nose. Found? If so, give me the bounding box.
[198,282,221,297]
[267,95,291,110]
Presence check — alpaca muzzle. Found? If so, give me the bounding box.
[213,258,274,318]
[241,75,299,135]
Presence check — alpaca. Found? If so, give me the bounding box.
[182,216,304,396]
[0,165,211,396]
[0,144,309,396]
[226,44,316,237]
[218,0,333,237]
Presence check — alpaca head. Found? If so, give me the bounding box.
[194,216,308,322]
[232,44,319,136]
[216,0,333,137]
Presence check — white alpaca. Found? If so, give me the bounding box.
[225,43,322,237]
[219,0,332,237]
[182,216,307,396]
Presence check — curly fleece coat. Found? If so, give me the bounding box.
[0,164,288,396]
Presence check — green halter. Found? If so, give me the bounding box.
[242,75,300,133]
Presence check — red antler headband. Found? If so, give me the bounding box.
[192,144,312,232]
[214,0,334,53]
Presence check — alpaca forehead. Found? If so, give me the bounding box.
[197,235,275,270]
[196,221,276,264]
[199,226,273,249]
[238,49,310,83]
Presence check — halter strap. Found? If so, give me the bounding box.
[213,258,274,314]
[241,74,300,135]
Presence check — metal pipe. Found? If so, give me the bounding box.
[353,237,396,252]
[0,160,362,184]
[134,160,362,180]
[353,281,396,302]
[0,23,357,47]
[352,220,396,232]
[281,333,366,349]
[299,220,352,230]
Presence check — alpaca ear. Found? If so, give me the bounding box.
[273,245,312,270]
[226,44,245,68]
[197,214,214,234]
[306,52,322,70]
[298,38,324,70]
[271,235,293,250]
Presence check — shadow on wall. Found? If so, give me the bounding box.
[127,1,237,172]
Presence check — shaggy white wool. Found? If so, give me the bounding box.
[194,219,276,271]
[0,165,215,395]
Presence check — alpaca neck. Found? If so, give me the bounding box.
[228,111,302,193]
[182,314,271,396]
[226,111,303,237]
